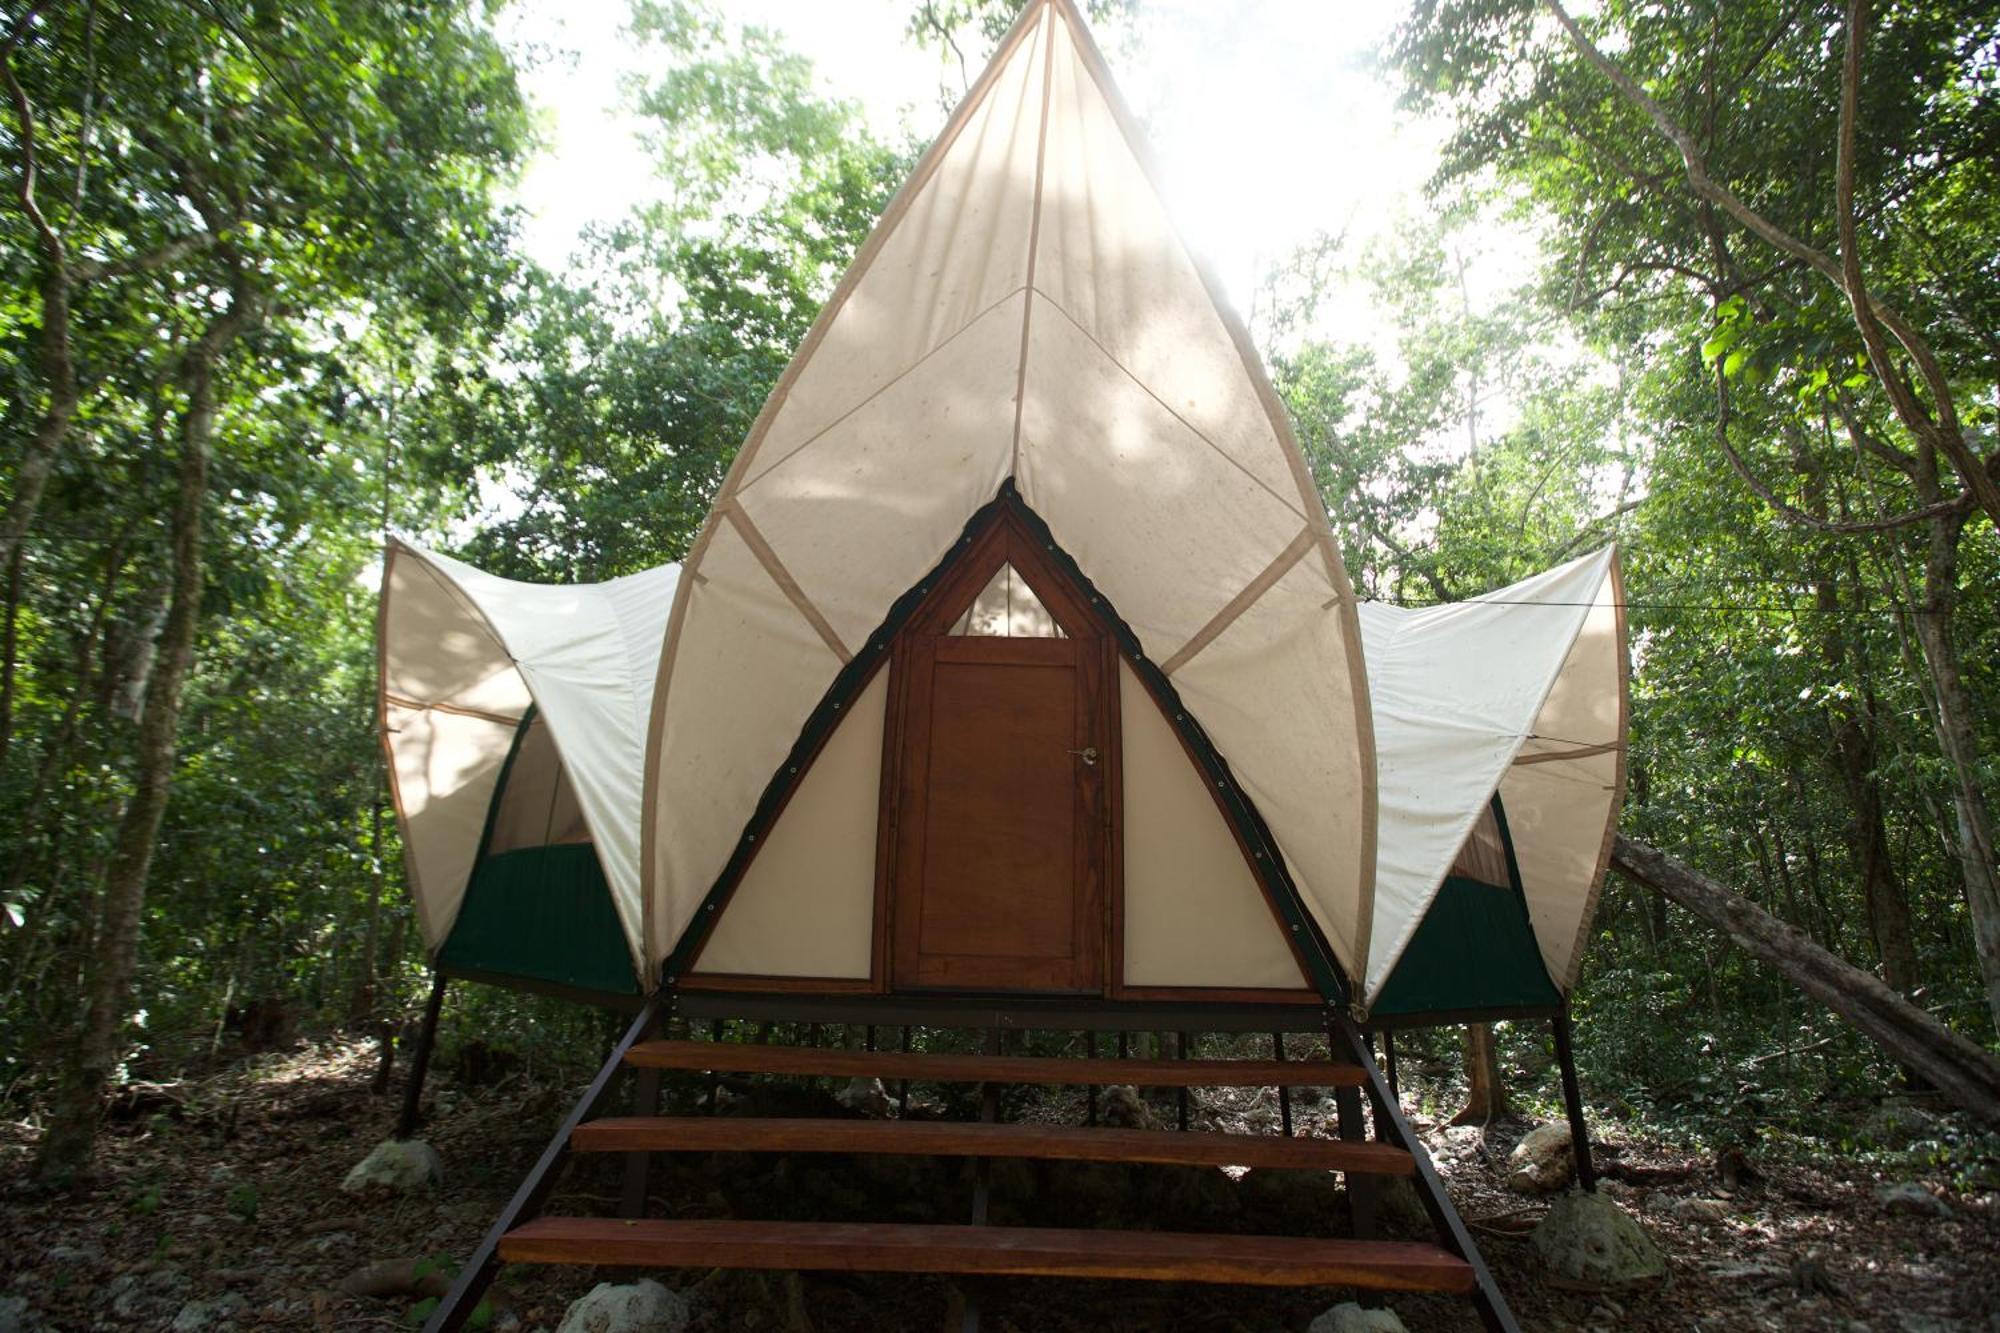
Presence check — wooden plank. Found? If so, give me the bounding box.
[499,1218,1475,1293]
[624,1040,1364,1088]
[570,1116,1415,1175]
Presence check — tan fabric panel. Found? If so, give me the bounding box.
[1034,11,1301,505]
[693,671,887,979]
[382,548,531,719]
[741,10,1048,487]
[640,0,1374,985]
[1169,554,1371,977]
[1119,664,1305,989]
[1016,299,1311,654]
[485,718,590,855]
[383,699,516,950]
[646,519,845,969]
[1500,561,1626,989]
[733,293,1024,651]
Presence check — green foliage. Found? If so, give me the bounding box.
[224,1181,258,1222]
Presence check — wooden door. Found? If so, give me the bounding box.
[885,522,1114,993]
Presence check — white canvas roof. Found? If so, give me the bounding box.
[642,0,1376,986]
[1359,549,1629,1007]
[377,540,679,976]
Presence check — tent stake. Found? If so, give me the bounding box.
[396,970,448,1141]
[1552,1003,1596,1191]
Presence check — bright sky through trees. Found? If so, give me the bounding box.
[499,0,1442,326]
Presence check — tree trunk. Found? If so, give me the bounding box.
[0,246,80,560]
[1793,440,1920,994]
[1610,835,2000,1126]
[34,297,252,1183]
[1451,1022,1509,1125]
[1908,510,2000,1031]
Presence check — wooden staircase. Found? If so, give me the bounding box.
[421,1006,1520,1331]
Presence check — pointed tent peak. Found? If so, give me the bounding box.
[643,0,1375,993]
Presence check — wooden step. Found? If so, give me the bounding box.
[571,1116,1415,1174]
[500,1218,1474,1292]
[625,1040,1363,1088]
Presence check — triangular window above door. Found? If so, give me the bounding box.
[947,562,1066,638]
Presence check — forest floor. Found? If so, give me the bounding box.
[1,1033,1996,1332]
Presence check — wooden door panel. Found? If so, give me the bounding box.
[883,510,1115,994]
[916,655,1080,966]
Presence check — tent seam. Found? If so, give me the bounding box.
[723,502,854,664]
[1028,288,1307,521]
[1158,524,1315,676]
[740,286,1029,492]
[639,0,1056,979]
[1010,4,1057,479]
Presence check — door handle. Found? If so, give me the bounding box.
[1068,746,1099,766]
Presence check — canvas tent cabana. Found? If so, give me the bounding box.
[410,3,1626,1329]
[380,542,1627,1025]
[1363,548,1627,1023]
[377,539,678,1005]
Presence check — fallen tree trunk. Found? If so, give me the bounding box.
[1610,834,2000,1127]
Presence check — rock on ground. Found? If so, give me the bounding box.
[0,1294,35,1333]
[556,1279,691,1333]
[1530,1189,1668,1290]
[1506,1122,1577,1194]
[1307,1302,1409,1332]
[1099,1085,1160,1130]
[1874,1181,1954,1218]
[834,1076,893,1118]
[170,1292,250,1331]
[339,1138,443,1195]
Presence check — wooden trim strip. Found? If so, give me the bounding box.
[1562,551,1632,992]
[499,1217,1475,1292]
[723,502,853,665]
[382,694,523,728]
[571,1116,1415,1174]
[1511,740,1622,767]
[1158,525,1314,677]
[623,1038,1364,1088]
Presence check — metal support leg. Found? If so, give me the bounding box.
[1272,1032,1292,1137]
[1328,1012,1521,1333]
[1176,1031,1191,1130]
[1085,1031,1098,1126]
[898,1025,912,1117]
[423,997,664,1333]
[707,1019,723,1114]
[960,1028,1003,1333]
[1552,1004,1596,1191]
[396,970,448,1141]
[619,1057,662,1219]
